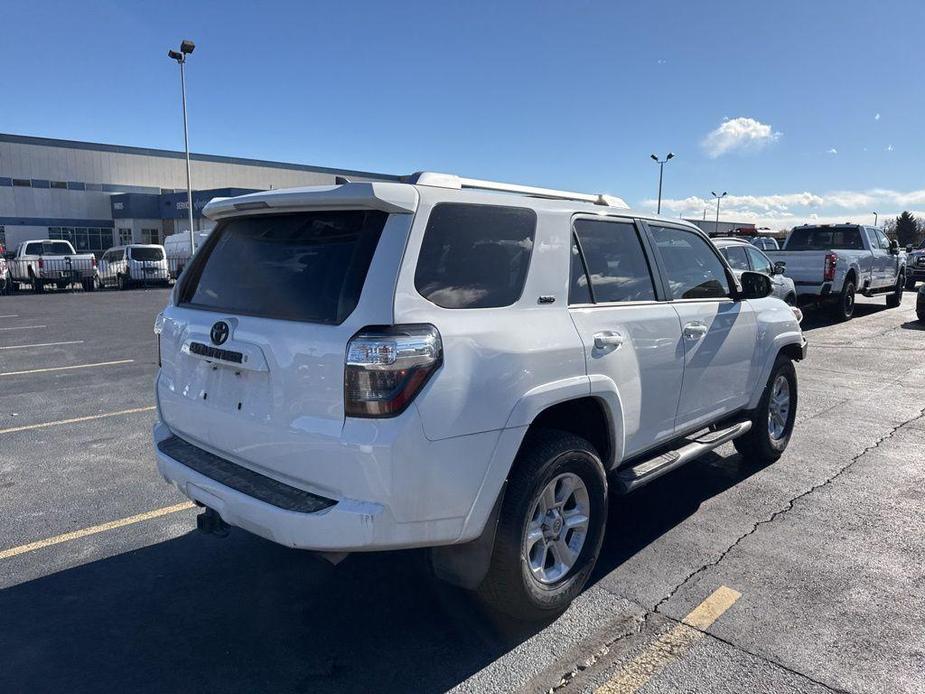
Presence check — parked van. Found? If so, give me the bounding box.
[164,230,211,278]
[97,244,170,289]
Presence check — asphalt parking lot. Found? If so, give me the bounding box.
[1,288,923,694]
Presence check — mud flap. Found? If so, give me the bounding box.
[430,483,506,590]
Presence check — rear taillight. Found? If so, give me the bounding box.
[823,252,837,282]
[92,256,97,269]
[38,257,44,269]
[345,324,442,418]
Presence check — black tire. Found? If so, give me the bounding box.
[886,274,903,308]
[118,274,128,291]
[32,278,44,294]
[830,279,855,321]
[82,277,96,293]
[784,293,797,306]
[906,277,917,291]
[476,430,608,621]
[734,354,798,464]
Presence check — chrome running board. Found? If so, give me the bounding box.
[616,420,752,493]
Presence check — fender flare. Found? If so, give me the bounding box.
[747,331,804,409]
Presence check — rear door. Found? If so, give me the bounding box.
[646,224,759,430]
[864,227,889,288]
[157,207,411,485]
[567,216,684,457]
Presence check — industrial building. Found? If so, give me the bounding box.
[0,133,392,253]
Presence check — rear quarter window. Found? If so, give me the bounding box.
[414,203,536,309]
[179,210,388,324]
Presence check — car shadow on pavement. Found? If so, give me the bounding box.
[0,451,770,694]
[591,449,774,586]
[900,320,925,331]
[799,301,891,332]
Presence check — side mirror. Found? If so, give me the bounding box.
[889,240,900,255]
[772,261,787,275]
[739,270,773,299]
[907,245,914,253]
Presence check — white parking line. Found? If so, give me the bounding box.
[0,405,156,435]
[0,359,134,377]
[0,340,85,351]
[0,314,19,318]
[0,325,46,331]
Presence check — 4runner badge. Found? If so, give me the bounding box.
[210,321,230,346]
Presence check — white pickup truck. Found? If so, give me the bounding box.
[6,239,97,293]
[767,224,905,320]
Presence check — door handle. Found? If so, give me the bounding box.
[593,331,624,350]
[683,322,708,340]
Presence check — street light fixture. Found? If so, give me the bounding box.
[711,191,727,236]
[873,211,878,226]
[650,152,675,214]
[167,39,197,252]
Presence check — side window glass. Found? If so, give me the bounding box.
[875,229,890,250]
[651,226,731,300]
[572,219,656,303]
[414,203,536,309]
[722,246,750,271]
[746,247,772,274]
[866,229,881,250]
[569,234,593,304]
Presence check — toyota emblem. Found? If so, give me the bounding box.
[210,321,230,346]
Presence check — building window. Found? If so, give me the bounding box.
[141,228,161,245]
[119,228,133,245]
[0,226,6,251]
[67,182,86,191]
[31,179,51,189]
[47,227,113,253]
[51,181,67,189]
[12,179,32,187]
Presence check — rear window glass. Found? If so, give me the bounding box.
[414,203,536,309]
[130,247,164,261]
[179,210,388,324]
[25,241,74,255]
[720,245,750,271]
[786,226,864,250]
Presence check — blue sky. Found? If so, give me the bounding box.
[2,0,923,228]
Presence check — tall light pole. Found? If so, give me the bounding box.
[168,40,197,252]
[650,152,675,214]
[711,191,727,236]
[873,211,878,226]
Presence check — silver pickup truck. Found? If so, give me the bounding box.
[767,224,905,320]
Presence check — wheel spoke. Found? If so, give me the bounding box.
[563,511,589,533]
[555,475,577,506]
[525,525,545,550]
[550,538,577,569]
[541,485,556,513]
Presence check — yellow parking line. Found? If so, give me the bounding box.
[0,502,196,561]
[0,405,156,435]
[0,359,133,377]
[595,586,741,694]
[0,340,85,350]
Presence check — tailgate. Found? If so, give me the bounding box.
[156,199,414,490]
[767,251,826,283]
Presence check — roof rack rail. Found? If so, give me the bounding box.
[402,172,629,209]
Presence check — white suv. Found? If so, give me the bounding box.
[153,174,806,620]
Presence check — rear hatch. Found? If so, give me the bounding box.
[156,185,416,493]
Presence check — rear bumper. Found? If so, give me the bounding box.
[153,412,513,552]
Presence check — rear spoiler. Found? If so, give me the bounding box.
[202,182,418,221]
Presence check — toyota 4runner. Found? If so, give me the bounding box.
[153,174,807,620]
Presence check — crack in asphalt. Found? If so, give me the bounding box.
[672,617,855,694]
[545,610,649,693]
[653,405,925,617]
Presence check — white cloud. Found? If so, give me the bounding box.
[827,148,838,155]
[874,113,880,120]
[701,117,782,158]
[639,187,925,230]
